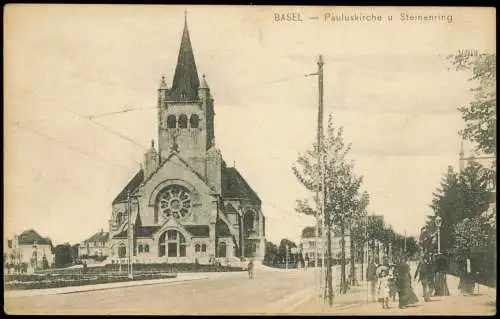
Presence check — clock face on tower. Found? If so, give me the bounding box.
[157,185,192,220]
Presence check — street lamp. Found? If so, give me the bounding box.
[435,216,442,254]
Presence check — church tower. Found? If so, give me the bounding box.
[157,14,215,175]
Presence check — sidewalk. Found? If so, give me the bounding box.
[4,273,209,298]
[291,274,496,315]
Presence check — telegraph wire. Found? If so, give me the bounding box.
[83,73,308,119]
[9,121,134,171]
[17,90,149,151]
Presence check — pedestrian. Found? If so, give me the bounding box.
[388,262,397,302]
[395,255,418,309]
[304,255,309,272]
[414,251,434,302]
[366,256,378,302]
[377,267,392,309]
[247,259,254,279]
[433,253,450,296]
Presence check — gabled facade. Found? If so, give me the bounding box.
[107,15,265,264]
[79,229,110,259]
[4,229,55,272]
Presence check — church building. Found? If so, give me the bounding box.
[108,15,266,264]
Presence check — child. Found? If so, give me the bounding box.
[377,268,392,309]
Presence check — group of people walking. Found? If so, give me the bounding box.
[366,255,419,309]
[367,250,476,310]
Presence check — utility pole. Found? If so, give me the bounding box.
[306,54,329,305]
[127,190,133,279]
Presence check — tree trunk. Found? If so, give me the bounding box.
[360,246,364,281]
[326,222,334,305]
[340,224,347,294]
[350,233,356,286]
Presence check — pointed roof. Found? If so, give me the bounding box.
[221,167,261,205]
[17,229,52,246]
[112,169,144,204]
[200,74,209,89]
[85,230,109,243]
[169,15,200,101]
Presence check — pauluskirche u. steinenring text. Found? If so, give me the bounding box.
[324,12,453,24]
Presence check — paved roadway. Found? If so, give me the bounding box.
[4,268,316,315]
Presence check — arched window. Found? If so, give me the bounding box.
[190,114,200,128]
[178,114,188,128]
[218,242,227,258]
[144,244,150,253]
[195,244,201,253]
[167,115,177,128]
[118,244,126,258]
[201,244,207,252]
[244,209,257,233]
[138,244,144,253]
[159,230,187,258]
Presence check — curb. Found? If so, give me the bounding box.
[4,276,209,298]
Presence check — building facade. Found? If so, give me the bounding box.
[300,226,351,263]
[4,229,55,272]
[79,229,110,262]
[107,16,265,264]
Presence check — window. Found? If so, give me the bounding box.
[118,244,126,258]
[201,244,207,252]
[160,230,187,258]
[178,114,188,128]
[144,244,150,253]
[190,114,200,128]
[244,209,258,233]
[138,244,144,253]
[218,242,227,258]
[167,115,176,128]
[195,244,201,253]
[157,185,192,221]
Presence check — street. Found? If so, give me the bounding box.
[4,268,315,315]
[4,265,496,315]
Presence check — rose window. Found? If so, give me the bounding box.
[158,185,192,220]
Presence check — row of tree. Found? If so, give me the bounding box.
[290,114,418,304]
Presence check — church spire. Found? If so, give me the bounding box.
[170,11,200,101]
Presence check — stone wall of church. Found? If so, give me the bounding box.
[133,157,218,227]
[158,102,207,162]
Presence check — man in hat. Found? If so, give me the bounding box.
[414,251,434,302]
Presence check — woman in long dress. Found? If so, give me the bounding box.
[433,253,450,296]
[396,256,419,307]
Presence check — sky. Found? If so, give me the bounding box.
[4,5,496,246]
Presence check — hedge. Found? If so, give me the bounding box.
[4,272,177,291]
[38,263,245,275]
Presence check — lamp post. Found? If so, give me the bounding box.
[435,216,442,254]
